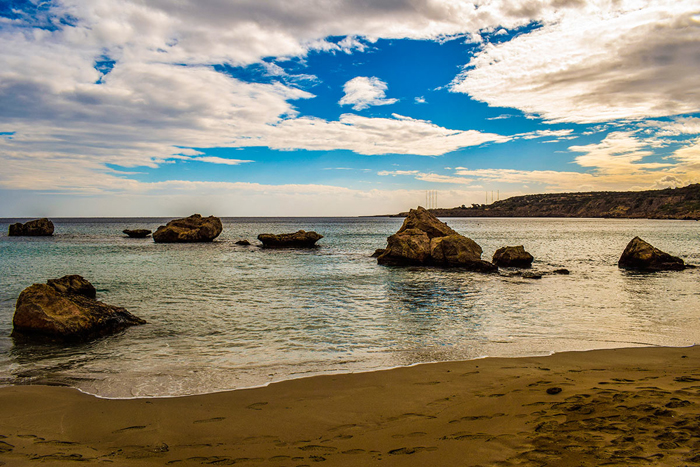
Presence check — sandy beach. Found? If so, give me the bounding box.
[1,345,699,466]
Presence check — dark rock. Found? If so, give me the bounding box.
[547,387,562,395]
[47,275,96,299]
[257,230,323,248]
[12,275,145,341]
[552,268,570,275]
[492,245,534,268]
[397,206,458,239]
[377,228,431,265]
[371,248,386,258]
[152,214,222,243]
[235,239,251,246]
[618,236,685,271]
[8,218,54,236]
[521,271,543,279]
[123,229,151,238]
[376,206,496,272]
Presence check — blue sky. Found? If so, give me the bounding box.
[1,0,699,216]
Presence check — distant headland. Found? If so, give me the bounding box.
[386,184,700,220]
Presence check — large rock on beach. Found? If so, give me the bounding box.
[12,275,146,341]
[258,230,323,248]
[123,229,151,238]
[8,218,54,236]
[377,207,497,272]
[618,236,685,271]
[492,245,534,268]
[152,214,222,243]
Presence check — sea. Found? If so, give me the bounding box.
[0,217,698,398]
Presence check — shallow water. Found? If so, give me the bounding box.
[0,217,698,398]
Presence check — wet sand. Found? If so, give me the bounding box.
[1,345,699,466]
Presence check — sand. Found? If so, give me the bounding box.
[1,345,700,466]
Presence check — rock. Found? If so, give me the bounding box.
[430,235,497,271]
[377,228,431,265]
[8,218,54,236]
[376,206,496,272]
[492,245,534,268]
[371,248,386,258]
[152,214,222,243]
[235,239,251,246]
[123,229,151,238]
[552,268,570,275]
[397,207,458,239]
[257,230,323,248]
[46,275,96,299]
[12,275,146,341]
[521,271,543,279]
[618,236,685,271]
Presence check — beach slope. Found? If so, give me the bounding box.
[1,346,699,466]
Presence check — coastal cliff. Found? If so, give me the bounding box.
[392,184,700,219]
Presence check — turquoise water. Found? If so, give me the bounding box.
[0,217,698,398]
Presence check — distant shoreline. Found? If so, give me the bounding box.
[383,184,700,220]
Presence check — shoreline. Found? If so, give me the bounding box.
[2,345,699,466]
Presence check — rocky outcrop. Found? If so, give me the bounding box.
[8,218,54,236]
[376,207,496,272]
[395,184,700,220]
[618,237,685,271]
[258,230,323,248]
[12,275,146,341]
[492,245,534,268]
[123,229,151,238]
[152,214,222,243]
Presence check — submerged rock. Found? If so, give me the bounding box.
[8,218,54,236]
[235,239,251,246]
[618,236,685,271]
[257,230,323,248]
[12,275,146,341]
[123,229,151,238]
[152,214,222,243]
[376,207,496,272]
[492,245,534,268]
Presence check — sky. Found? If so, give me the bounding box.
[1,0,699,217]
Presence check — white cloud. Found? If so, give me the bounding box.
[568,132,670,173]
[227,113,510,156]
[378,170,420,176]
[191,157,254,166]
[339,76,398,111]
[518,129,575,140]
[452,0,700,123]
[639,117,700,136]
[414,96,426,104]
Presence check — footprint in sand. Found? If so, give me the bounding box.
[246,402,269,410]
[193,417,226,424]
[113,425,147,434]
[388,446,438,455]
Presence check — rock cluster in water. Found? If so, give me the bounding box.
[258,230,323,248]
[618,236,686,271]
[8,218,54,236]
[153,214,222,243]
[12,275,146,341]
[492,245,534,268]
[123,229,152,238]
[376,206,496,272]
